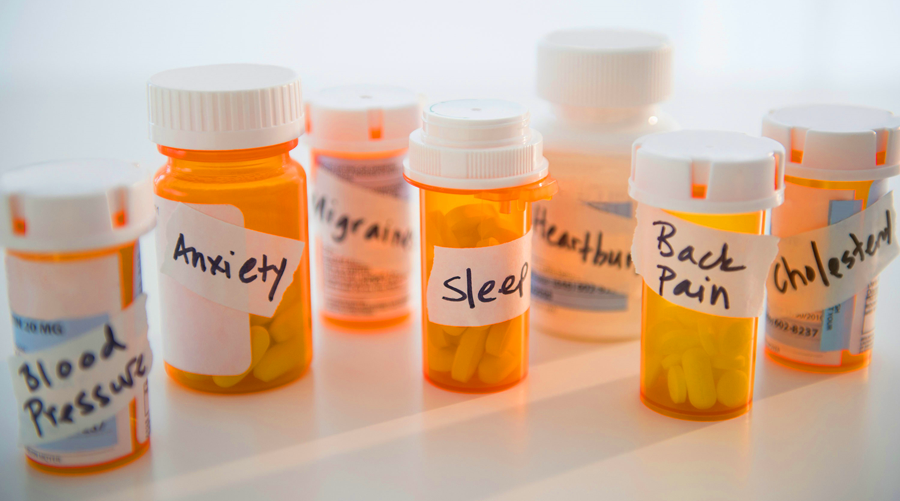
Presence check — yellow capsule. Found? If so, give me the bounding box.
[252,337,304,383]
[712,354,747,371]
[213,326,271,388]
[181,371,211,382]
[661,353,681,369]
[667,366,687,404]
[659,330,700,356]
[427,342,456,372]
[451,325,489,383]
[442,325,467,336]
[485,316,523,356]
[268,303,304,343]
[681,348,717,410]
[719,322,752,357]
[476,237,500,247]
[478,352,519,384]
[425,210,446,247]
[698,326,718,357]
[428,322,450,349]
[716,370,750,408]
[477,217,519,243]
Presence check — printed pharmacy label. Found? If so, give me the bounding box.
[312,163,413,275]
[632,205,779,318]
[532,197,637,310]
[426,231,532,327]
[9,295,152,445]
[159,201,305,318]
[766,191,897,318]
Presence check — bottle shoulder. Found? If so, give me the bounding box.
[532,109,679,157]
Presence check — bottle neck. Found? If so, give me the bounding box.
[158,140,298,179]
[549,104,661,126]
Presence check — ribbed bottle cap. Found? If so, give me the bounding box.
[537,28,672,108]
[0,159,155,252]
[630,130,785,214]
[148,64,303,151]
[406,99,549,190]
[762,104,900,182]
[305,85,420,153]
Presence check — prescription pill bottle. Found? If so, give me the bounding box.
[531,28,678,342]
[305,85,420,329]
[405,99,557,393]
[149,64,313,393]
[629,131,785,420]
[0,159,155,473]
[762,105,900,372]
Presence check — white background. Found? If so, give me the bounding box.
[1,0,900,499]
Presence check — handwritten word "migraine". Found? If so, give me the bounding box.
[172,233,288,301]
[772,210,893,294]
[312,196,413,250]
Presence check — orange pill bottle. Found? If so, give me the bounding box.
[148,64,313,393]
[305,85,420,329]
[405,100,557,393]
[629,131,785,420]
[762,105,900,373]
[0,160,155,473]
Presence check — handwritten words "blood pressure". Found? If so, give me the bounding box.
[772,209,893,294]
[653,221,746,310]
[533,206,633,271]
[16,326,148,438]
[172,233,288,301]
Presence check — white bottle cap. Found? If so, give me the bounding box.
[762,104,900,182]
[537,28,673,108]
[0,159,155,253]
[406,99,549,190]
[630,130,785,214]
[148,64,303,151]
[305,85,420,153]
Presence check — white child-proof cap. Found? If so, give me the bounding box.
[406,99,549,190]
[762,104,900,182]
[148,64,304,151]
[630,130,785,214]
[537,28,672,108]
[0,159,155,253]
[305,85,420,153]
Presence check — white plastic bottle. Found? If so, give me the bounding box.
[530,28,679,341]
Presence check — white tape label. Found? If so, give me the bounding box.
[9,295,152,445]
[632,206,779,318]
[766,191,897,318]
[532,198,636,295]
[426,231,532,327]
[311,168,413,274]
[159,202,306,318]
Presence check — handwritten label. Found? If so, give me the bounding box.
[159,202,305,318]
[632,205,779,318]
[426,231,532,326]
[766,192,897,318]
[532,198,637,295]
[312,167,412,274]
[9,295,152,445]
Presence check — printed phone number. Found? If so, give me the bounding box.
[766,315,820,339]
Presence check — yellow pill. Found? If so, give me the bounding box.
[252,337,304,383]
[268,303,304,343]
[213,326,271,388]
[485,316,523,356]
[644,353,663,386]
[428,322,450,349]
[426,210,446,247]
[712,355,747,371]
[681,348,717,410]
[476,237,500,247]
[445,203,496,231]
[716,370,750,408]
[719,322,752,357]
[427,342,456,372]
[478,352,519,384]
[661,353,681,369]
[667,366,687,404]
[659,330,700,356]
[477,217,519,243]
[451,325,489,383]
[698,325,718,357]
[441,325,467,336]
[181,371,211,382]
